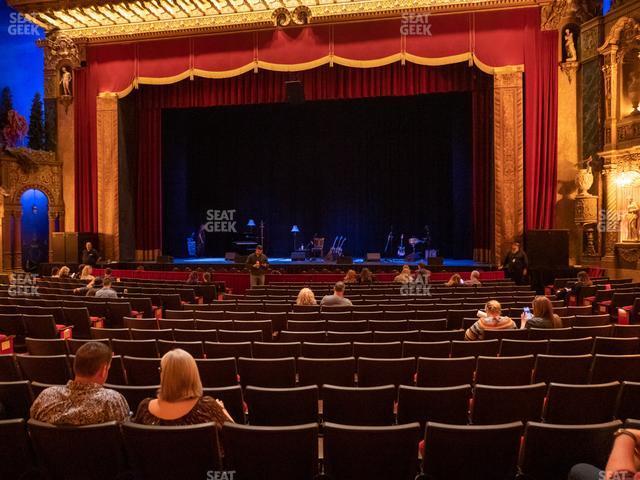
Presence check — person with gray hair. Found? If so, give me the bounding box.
[464,270,482,286]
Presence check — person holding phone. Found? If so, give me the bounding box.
[246,245,269,287]
[520,296,562,329]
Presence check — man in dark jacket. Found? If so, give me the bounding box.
[246,245,269,287]
[81,242,100,266]
[501,241,528,285]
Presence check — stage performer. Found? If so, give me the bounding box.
[81,242,100,266]
[246,245,269,287]
[501,241,528,285]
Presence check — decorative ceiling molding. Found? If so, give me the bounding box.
[8,0,547,43]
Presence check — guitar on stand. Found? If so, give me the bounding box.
[397,234,405,258]
[383,227,394,259]
[324,236,341,261]
[336,237,347,257]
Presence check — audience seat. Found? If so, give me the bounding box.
[278,331,326,343]
[173,328,218,342]
[300,342,352,358]
[615,381,640,421]
[217,329,263,343]
[422,421,523,480]
[122,356,161,385]
[251,341,301,359]
[519,421,620,480]
[416,356,476,387]
[419,329,465,342]
[91,327,131,340]
[245,385,318,426]
[297,357,356,388]
[353,341,402,358]
[25,337,68,356]
[0,380,33,419]
[547,337,594,355]
[237,357,296,388]
[451,339,500,357]
[105,384,158,414]
[528,327,573,340]
[356,357,414,387]
[499,339,548,357]
[16,354,70,384]
[544,382,620,424]
[474,355,535,386]
[130,328,173,341]
[157,340,205,358]
[0,419,34,479]
[533,354,592,384]
[196,357,238,387]
[591,354,640,383]
[29,419,127,480]
[402,341,451,359]
[397,384,471,428]
[223,423,318,480]
[322,384,396,425]
[203,385,245,424]
[471,383,546,424]
[323,422,421,480]
[111,339,159,358]
[122,422,222,479]
[204,341,252,359]
[593,336,639,355]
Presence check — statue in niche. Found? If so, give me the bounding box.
[625,196,639,241]
[60,66,72,97]
[564,29,578,62]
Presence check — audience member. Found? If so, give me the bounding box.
[296,287,317,306]
[465,300,516,341]
[186,271,199,284]
[464,270,482,286]
[445,273,463,287]
[30,342,129,425]
[501,241,528,285]
[103,267,113,280]
[358,268,374,284]
[556,270,593,301]
[50,266,60,278]
[520,295,562,329]
[393,265,412,284]
[343,269,357,284]
[81,241,100,266]
[95,277,118,298]
[415,263,431,284]
[320,281,353,307]
[79,265,95,281]
[569,428,640,480]
[134,349,233,426]
[73,277,102,296]
[58,266,70,279]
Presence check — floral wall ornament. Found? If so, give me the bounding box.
[2,110,28,149]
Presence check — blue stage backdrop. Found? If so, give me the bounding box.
[162,92,473,259]
[0,0,44,137]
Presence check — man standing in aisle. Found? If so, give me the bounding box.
[501,241,528,285]
[246,245,269,287]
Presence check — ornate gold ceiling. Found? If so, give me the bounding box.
[8,0,546,43]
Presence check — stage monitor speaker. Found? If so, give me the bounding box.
[156,255,174,264]
[285,80,304,104]
[224,252,236,262]
[526,229,569,269]
[291,251,306,261]
[337,256,353,264]
[427,256,444,266]
[366,253,381,262]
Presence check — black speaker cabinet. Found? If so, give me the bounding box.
[285,80,304,104]
[427,256,444,266]
[51,233,66,263]
[526,229,569,269]
[156,255,174,264]
[291,251,306,261]
[336,256,353,264]
[366,253,381,262]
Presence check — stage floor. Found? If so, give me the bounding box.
[172,257,490,268]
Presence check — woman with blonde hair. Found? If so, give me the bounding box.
[445,273,463,287]
[58,266,71,278]
[393,265,412,284]
[521,295,562,329]
[465,300,516,341]
[343,269,357,284]
[296,287,317,306]
[79,265,94,281]
[134,349,233,425]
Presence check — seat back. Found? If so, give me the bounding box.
[544,382,620,424]
[322,384,396,425]
[16,354,70,384]
[122,422,222,479]
[26,337,68,356]
[0,380,33,419]
[475,355,535,386]
[416,356,476,387]
[591,354,640,383]
[204,341,252,359]
[533,354,592,384]
[196,358,238,387]
[422,421,523,480]
[245,385,318,426]
[297,357,356,388]
[223,423,318,480]
[29,419,127,480]
[471,383,546,424]
[237,357,296,388]
[122,356,161,385]
[520,421,620,480]
[323,422,420,480]
[0,419,34,478]
[397,384,471,428]
[451,339,500,357]
[300,342,352,358]
[356,357,415,387]
[23,314,57,339]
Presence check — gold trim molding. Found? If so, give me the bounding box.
[9,0,547,43]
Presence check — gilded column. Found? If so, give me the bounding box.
[96,93,120,261]
[493,69,524,266]
[603,170,619,260]
[12,210,22,269]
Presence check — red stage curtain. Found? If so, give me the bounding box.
[524,19,559,230]
[130,62,491,257]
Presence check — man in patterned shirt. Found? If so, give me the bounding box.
[30,342,130,425]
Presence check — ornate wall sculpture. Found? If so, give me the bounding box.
[0,149,64,270]
[598,16,640,266]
